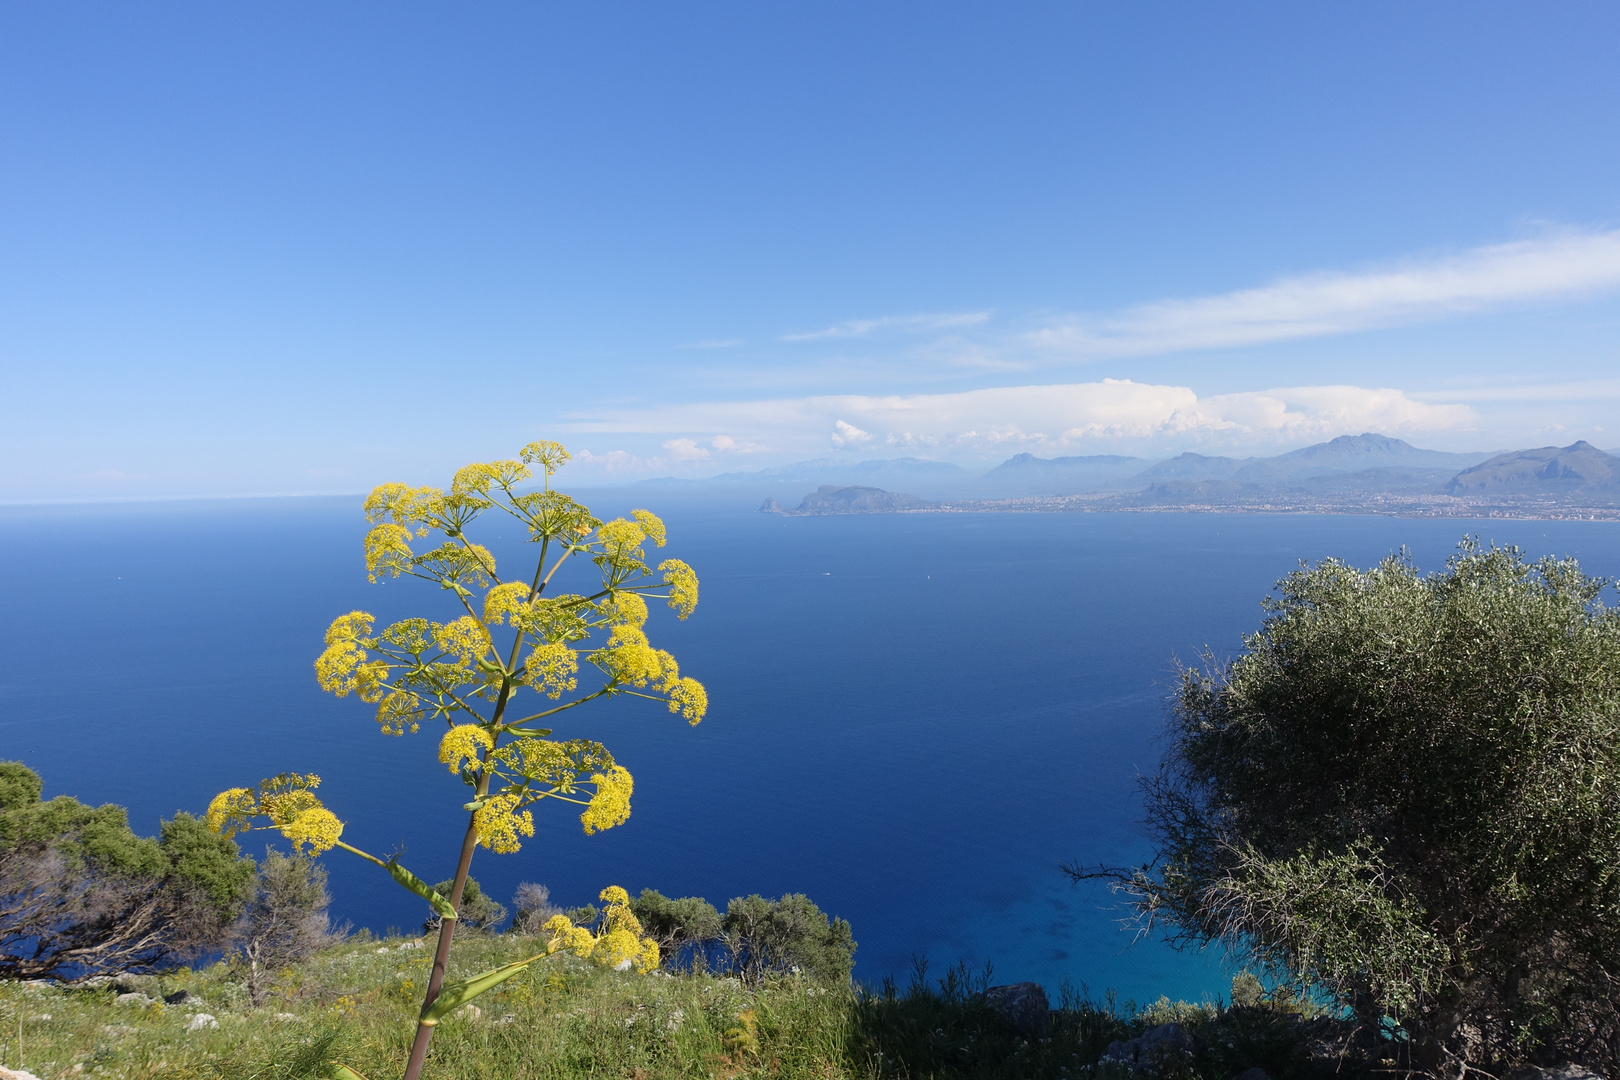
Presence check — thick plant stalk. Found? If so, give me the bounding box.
[401,807,482,1080]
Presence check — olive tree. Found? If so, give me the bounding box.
[1070,541,1620,1076]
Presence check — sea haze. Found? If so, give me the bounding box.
[3,496,1619,1003]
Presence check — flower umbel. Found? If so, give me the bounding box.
[581,766,633,835]
[473,792,535,854]
[439,725,494,775]
[542,884,659,972]
[203,773,345,855]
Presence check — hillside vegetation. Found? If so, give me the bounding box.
[0,935,1347,1080]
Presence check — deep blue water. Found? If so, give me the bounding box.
[3,496,1618,1004]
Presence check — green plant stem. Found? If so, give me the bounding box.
[401,543,549,1080]
[401,799,483,1080]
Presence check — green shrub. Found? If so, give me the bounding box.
[630,888,724,967]
[1077,541,1620,1075]
[424,875,507,933]
[723,893,856,984]
[0,762,253,979]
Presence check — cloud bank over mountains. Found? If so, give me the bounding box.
[561,228,1620,479]
[564,379,1478,475]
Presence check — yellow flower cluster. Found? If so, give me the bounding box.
[666,677,709,724]
[581,766,633,835]
[491,737,611,791]
[630,510,667,549]
[375,689,423,736]
[415,542,496,588]
[598,591,648,628]
[363,523,415,582]
[363,482,440,529]
[451,459,531,496]
[315,611,376,696]
[482,581,531,625]
[597,518,651,564]
[439,724,494,774]
[473,792,534,854]
[524,642,579,699]
[658,559,699,619]
[204,773,345,855]
[204,788,256,835]
[592,625,676,688]
[281,807,345,854]
[520,440,571,477]
[588,624,708,724]
[434,616,491,665]
[542,885,659,973]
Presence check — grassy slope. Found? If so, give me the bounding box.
[0,934,1340,1080]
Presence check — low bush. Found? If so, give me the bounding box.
[0,762,254,980]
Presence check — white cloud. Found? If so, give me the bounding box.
[662,438,712,461]
[562,378,1477,465]
[1027,229,1620,360]
[830,420,875,447]
[782,311,990,342]
[573,434,763,475]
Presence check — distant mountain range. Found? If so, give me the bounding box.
[1446,441,1620,497]
[743,435,1620,518]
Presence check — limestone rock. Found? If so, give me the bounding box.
[1510,1068,1605,1080]
[0,1067,44,1080]
[114,992,155,1008]
[185,1013,219,1032]
[982,982,1052,1038]
[1100,1023,1196,1072]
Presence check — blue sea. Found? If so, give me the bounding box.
[3,496,1618,1004]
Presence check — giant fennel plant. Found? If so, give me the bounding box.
[204,442,707,1080]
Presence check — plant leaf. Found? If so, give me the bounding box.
[419,958,537,1025]
[324,1065,371,1080]
[386,859,457,921]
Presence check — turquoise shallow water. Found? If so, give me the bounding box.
[3,495,1617,1003]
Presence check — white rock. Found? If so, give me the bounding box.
[115,992,154,1007]
[186,1013,219,1032]
[272,1013,298,1022]
[377,947,391,955]
[0,1067,44,1080]
[455,1005,482,1022]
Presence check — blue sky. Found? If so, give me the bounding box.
[5,3,1620,499]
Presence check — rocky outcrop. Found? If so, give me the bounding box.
[766,486,936,515]
[1099,1022,1196,1072]
[981,982,1052,1037]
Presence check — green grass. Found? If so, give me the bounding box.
[0,936,1350,1080]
